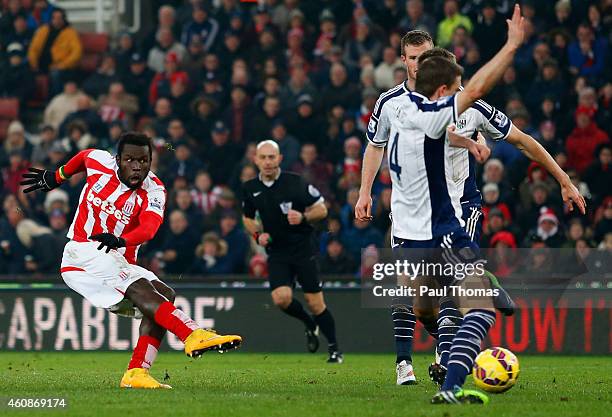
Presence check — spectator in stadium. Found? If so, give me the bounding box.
[4,12,33,52]
[151,97,174,137]
[372,187,391,234]
[518,162,561,211]
[398,0,436,35]
[165,141,203,185]
[121,52,154,118]
[593,197,612,243]
[0,0,26,40]
[27,8,82,96]
[147,27,187,74]
[336,137,362,195]
[58,95,106,139]
[562,218,587,249]
[471,0,506,61]
[319,236,357,275]
[82,54,120,99]
[2,150,29,196]
[374,45,403,90]
[30,125,56,165]
[0,121,33,167]
[341,217,384,261]
[16,218,61,273]
[487,230,518,278]
[481,182,512,230]
[0,201,28,274]
[149,51,190,105]
[481,158,513,206]
[181,2,219,52]
[190,171,218,215]
[292,143,333,201]
[216,209,248,273]
[437,0,472,48]
[526,207,566,248]
[218,29,246,69]
[280,65,318,110]
[158,209,199,275]
[202,121,242,186]
[252,95,282,141]
[141,4,180,53]
[566,105,609,175]
[271,120,300,170]
[0,43,35,105]
[568,23,608,83]
[191,231,231,274]
[27,0,56,29]
[320,63,360,113]
[60,119,96,155]
[221,84,252,145]
[583,144,611,207]
[43,80,86,129]
[97,82,139,128]
[113,31,136,78]
[48,207,69,237]
[187,95,216,144]
[286,94,326,148]
[343,17,382,69]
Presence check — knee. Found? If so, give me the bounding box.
[305,297,325,315]
[160,286,176,303]
[272,293,291,309]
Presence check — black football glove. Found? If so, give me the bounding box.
[90,233,126,253]
[20,167,61,193]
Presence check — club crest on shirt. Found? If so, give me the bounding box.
[122,201,134,215]
[456,117,467,130]
[279,201,292,214]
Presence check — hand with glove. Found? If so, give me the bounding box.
[90,233,126,253]
[20,167,63,193]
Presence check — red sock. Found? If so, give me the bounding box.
[153,301,199,342]
[128,335,161,370]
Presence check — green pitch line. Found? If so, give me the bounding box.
[0,353,609,417]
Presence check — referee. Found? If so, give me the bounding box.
[242,140,342,363]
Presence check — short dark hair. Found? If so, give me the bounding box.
[415,56,463,97]
[400,30,433,56]
[418,47,457,66]
[117,132,152,158]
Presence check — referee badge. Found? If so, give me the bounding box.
[279,201,292,214]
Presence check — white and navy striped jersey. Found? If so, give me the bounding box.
[450,91,513,206]
[367,81,411,146]
[369,89,463,240]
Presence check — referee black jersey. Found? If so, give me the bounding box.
[242,171,324,255]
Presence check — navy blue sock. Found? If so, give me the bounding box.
[437,297,463,368]
[282,299,316,331]
[442,309,496,390]
[392,303,415,363]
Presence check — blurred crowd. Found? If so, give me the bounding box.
[0,0,610,278]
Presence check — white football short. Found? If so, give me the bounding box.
[60,240,160,310]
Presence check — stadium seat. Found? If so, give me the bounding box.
[79,32,109,73]
[0,98,19,139]
[27,74,50,109]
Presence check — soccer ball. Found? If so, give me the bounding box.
[472,347,520,393]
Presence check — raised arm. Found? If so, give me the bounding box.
[456,4,525,115]
[21,149,93,193]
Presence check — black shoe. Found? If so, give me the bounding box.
[431,385,489,405]
[485,270,516,316]
[327,350,344,363]
[428,363,447,387]
[305,326,319,353]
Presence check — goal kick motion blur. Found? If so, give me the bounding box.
[355,5,585,404]
[21,132,242,389]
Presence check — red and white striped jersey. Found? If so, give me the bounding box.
[67,149,166,264]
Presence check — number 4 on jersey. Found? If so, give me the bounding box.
[389,133,402,182]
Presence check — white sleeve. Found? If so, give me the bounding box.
[366,97,392,147]
[410,94,459,139]
[472,99,512,141]
[145,187,166,218]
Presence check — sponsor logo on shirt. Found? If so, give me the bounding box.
[86,189,132,225]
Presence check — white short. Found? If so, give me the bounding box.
[61,240,160,309]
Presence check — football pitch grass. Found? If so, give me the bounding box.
[0,352,609,417]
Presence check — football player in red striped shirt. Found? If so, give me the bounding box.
[21,132,242,389]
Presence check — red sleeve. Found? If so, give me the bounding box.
[54,149,93,183]
[121,211,163,246]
